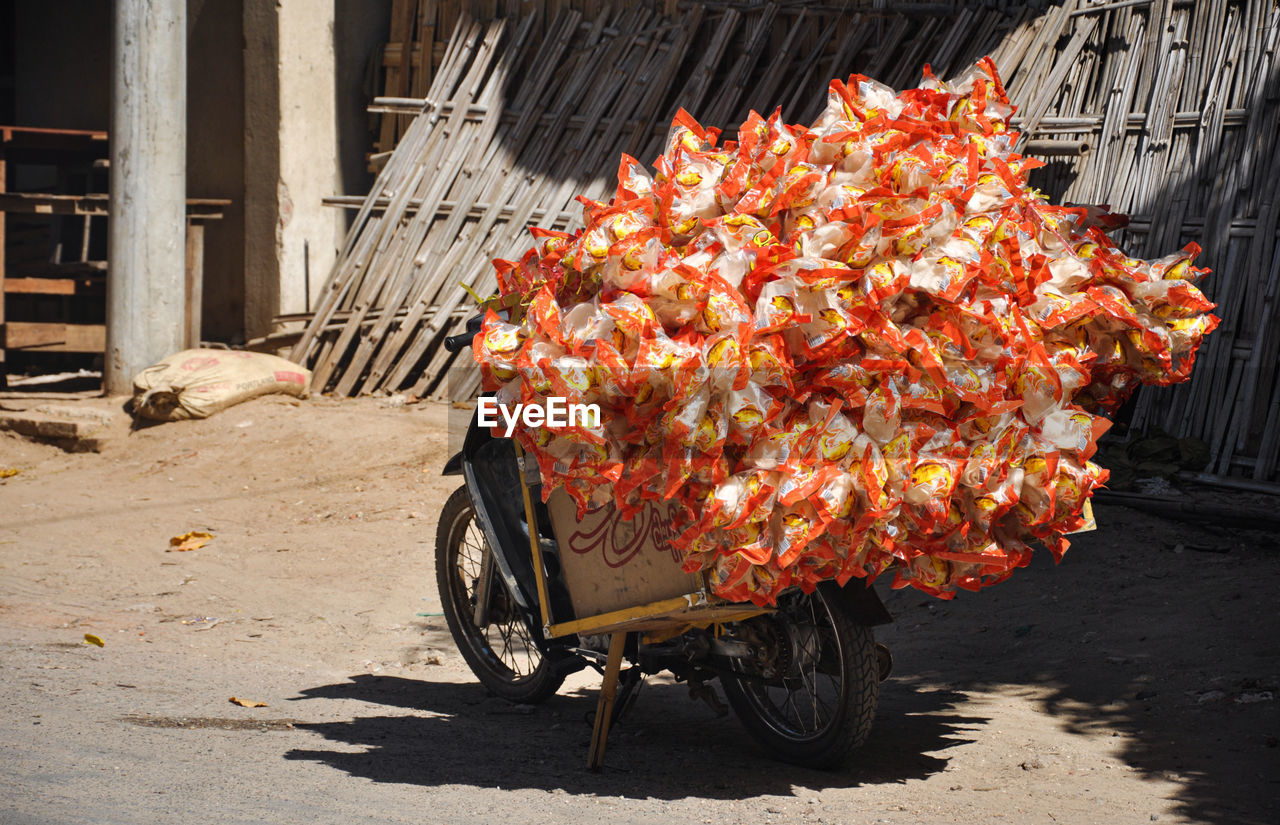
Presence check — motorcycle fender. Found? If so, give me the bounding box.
[461,461,534,614]
[839,579,894,626]
[456,409,577,654]
[442,450,464,476]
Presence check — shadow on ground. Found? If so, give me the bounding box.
[876,501,1280,825]
[284,674,983,800]
[287,502,1278,819]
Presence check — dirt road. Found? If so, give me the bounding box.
[1,395,1276,824]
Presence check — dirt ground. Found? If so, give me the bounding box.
[1,394,1277,825]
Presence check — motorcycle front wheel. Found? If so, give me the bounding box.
[722,582,879,769]
[435,486,564,703]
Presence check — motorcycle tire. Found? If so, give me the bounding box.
[721,582,879,769]
[435,486,564,704]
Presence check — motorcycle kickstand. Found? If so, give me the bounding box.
[689,675,728,717]
[587,632,626,772]
[611,666,644,724]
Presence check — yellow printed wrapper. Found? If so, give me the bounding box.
[473,58,1218,605]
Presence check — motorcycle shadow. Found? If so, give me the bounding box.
[283,674,984,798]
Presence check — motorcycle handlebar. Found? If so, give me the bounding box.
[444,331,475,353]
[445,312,488,354]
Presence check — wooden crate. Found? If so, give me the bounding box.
[545,487,699,616]
[540,486,767,638]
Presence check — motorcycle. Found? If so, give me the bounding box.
[436,313,893,769]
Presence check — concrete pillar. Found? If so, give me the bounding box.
[243,0,342,341]
[106,0,187,394]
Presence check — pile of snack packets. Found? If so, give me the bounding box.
[473,59,1218,605]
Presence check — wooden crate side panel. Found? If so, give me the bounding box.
[545,487,703,619]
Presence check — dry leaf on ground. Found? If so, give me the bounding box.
[168,531,214,552]
[228,697,268,708]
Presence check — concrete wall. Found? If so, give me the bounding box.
[244,0,391,339]
[266,0,343,332]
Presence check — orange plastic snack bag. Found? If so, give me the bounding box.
[473,58,1217,606]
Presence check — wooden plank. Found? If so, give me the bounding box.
[0,192,227,218]
[3,322,63,349]
[3,277,102,295]
[0,192,104,215]
[185,223,204,348]
[392,0,422,143]
[3,323,105,352]
[0,125,108,142]
[412,0,438,103]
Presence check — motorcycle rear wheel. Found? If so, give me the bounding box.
[722,583,879,769]
[435,486,564,703]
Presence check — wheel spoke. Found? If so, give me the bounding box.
[734,589,850,739]
[499,620,513,668]
[445,498,545,685]
[800,664,833,732]
[799,665,817,731]
[512,620,535,676]
[783,681,804,730]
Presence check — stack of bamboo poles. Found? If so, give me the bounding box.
[375,0,684,155]
[299,2,1030,400]
[983,0,1280,482]
[296,0,1280,483]
[373,1,1058,152]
